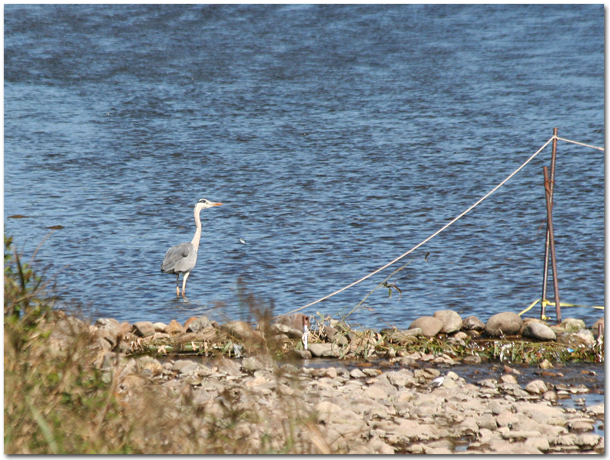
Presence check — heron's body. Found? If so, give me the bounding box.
[160,198,222,297]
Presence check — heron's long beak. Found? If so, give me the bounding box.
[213,202,223,206]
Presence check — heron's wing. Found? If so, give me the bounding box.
[160,242,197,274]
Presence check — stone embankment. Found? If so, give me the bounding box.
[49,309,603,454]
[93,349,603,454]
[90,309,603,365]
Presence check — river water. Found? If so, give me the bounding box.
[4,5,604,329]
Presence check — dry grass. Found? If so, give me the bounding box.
[4,236,325,454]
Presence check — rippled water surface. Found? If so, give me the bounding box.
[4,5,604,328]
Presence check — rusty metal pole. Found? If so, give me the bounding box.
[543,166,561,323]
[541,128,559,319]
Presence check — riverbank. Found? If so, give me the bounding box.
[30,309,604,454]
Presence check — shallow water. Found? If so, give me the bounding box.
[4,5,604,329]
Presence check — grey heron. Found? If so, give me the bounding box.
[160,198,222,297]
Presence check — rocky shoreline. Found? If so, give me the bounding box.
[48,308,603,454]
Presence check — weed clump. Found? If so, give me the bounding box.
[4,236,324,454]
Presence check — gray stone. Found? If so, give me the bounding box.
[477,413,497,430]
[587,403,604,416]
[152,322,167,332]
[561,318,586,333]
[215,357,244,376]
[408,316,443,337]
[433,310,463,334]
[462,315,485,331]
[308,342,341,358]
[171,359,197,372]
[132,321,155,337]
[362,384,388,400]
[524,437,550,452]
[186,315,212,333]
[270,323,303,340]
[95,318,120,330]
[525,379,548,395]
[463,354,482,364]
[485,312,523,337]
[523,321,556,341]
[500,374,518,384]
[573,329,596,346]
[242,356,272,374]
[350,368,366,379]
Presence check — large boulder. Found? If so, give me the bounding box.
[408,317,443,337]
[433,310,463,334]
[484,312,523,337]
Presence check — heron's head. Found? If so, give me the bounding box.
[196,198,222,211]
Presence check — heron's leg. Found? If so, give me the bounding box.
[176,274,180,298]
[182,272,190,297]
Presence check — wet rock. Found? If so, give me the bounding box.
[539,359,554,369]
[543,390,558,402]
[484,312,523,337]
[525,379,548,395]
[462,315,485,331]
[561,318,586,333]
[523,321,556,341]
[408,316,443,337]
[463,354,482,364]
[433,310,463,334]
[165,319,185,335]
[500,374,518,384]
[187,316,212,333]
[350,368,366,379]
[133,321,155,337]
[587,403,604,417]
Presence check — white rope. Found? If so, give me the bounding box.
[557,137,604,152]
[275,136,555,319]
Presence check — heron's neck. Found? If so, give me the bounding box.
[191,208,203,251]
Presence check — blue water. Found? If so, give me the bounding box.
[4,5,604,329]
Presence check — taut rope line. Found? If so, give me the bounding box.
[274,136,556,320]
[556,137,604,152]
